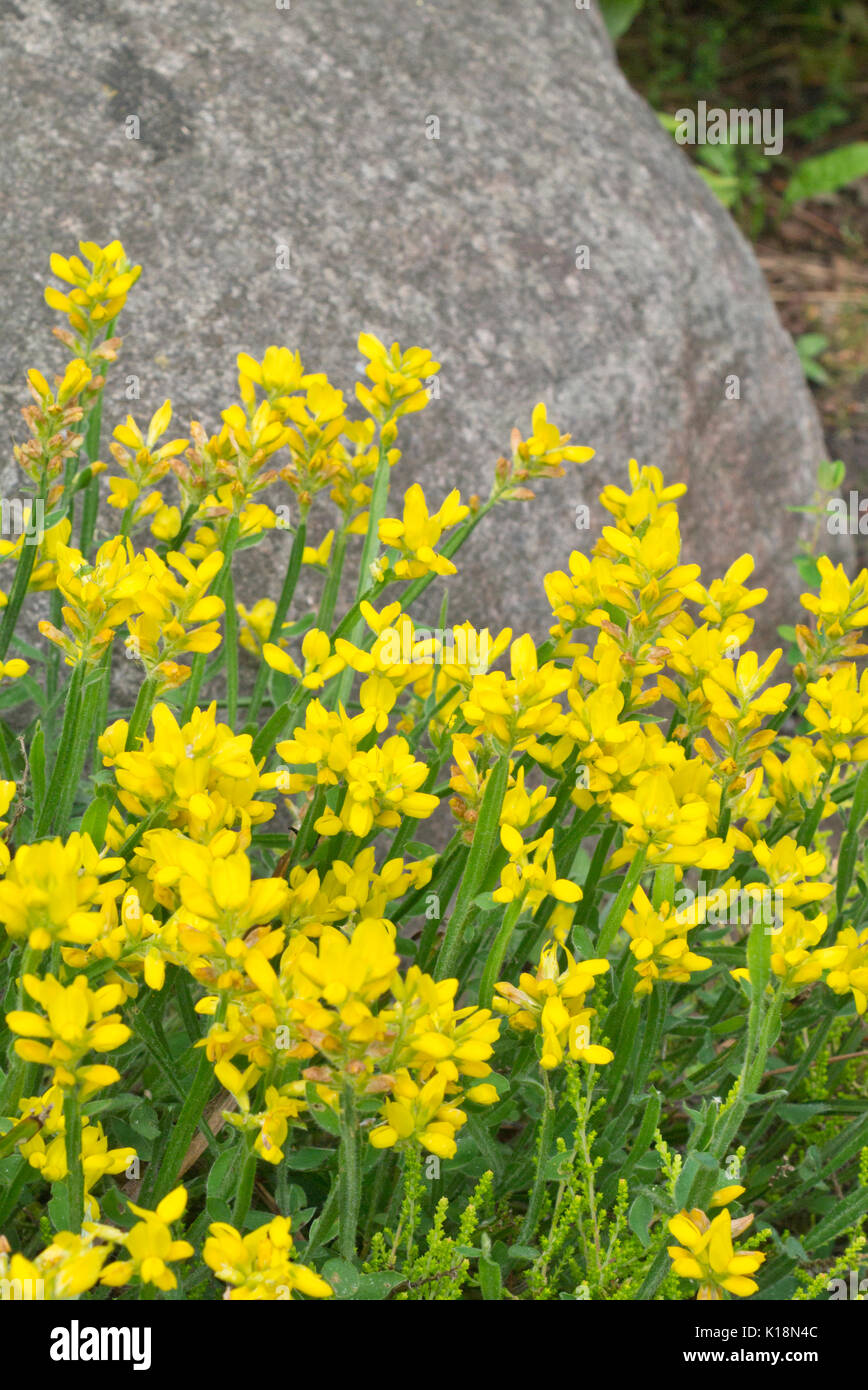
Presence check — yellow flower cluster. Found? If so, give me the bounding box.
[494,942,611,1070]
[8,247,868,1310]
[668,1199,766,1300]
[200,917,501,1162]
[621,885,712,996]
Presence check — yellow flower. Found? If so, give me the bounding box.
[751,836,833,910]
[15,362,97,503]
[516,402,595,471]
[378,484,468,580]
[91,1186,193,1292]
[264,627,345,689]
[622,885,712,995]
[218,1078,307,1165]
[695,648,790,773]
[608,763,734,871]
[302,530,335,567]
[668,1207,765,1299]
[0,833,125,951]
[291,918,400,1015]
[355,333,439,433]
[804,663,868,766]
[127,547,226,688]
[237,597,282,654]
[275,698,375,796]
[39,536,148,666]
[107,400,188,523]
[462,633,570,752]
[391,968,501,1083]
[762,737,837,822]
[6,973,130,1097]
[101,701,275,839]
[494,942,611,1070]
[797,556,868,676]
[814,926,868,1014]
[599,459,686,530]
[160,838,288,936]
[495,825,583,914]
[500,765,555,832]
[0,1229,114,1299]
[278,708,438,839]
[203,1215,333,1300]
[237,346,319,411]
[696,554,768,629]
[46,240,141,336]
[276,848,433,938]
[370,1069,466,1159]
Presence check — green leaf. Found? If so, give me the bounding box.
[600,0,644,41]
[506,1245,538,1262]
[128,1099,161,1141]
[817,458,846,492]
[793,554,822,589]
[628,1193,654,1248]
[473,892,500,913]
[479,1254,503,1300]
[285,1147,333,1170]
[304,1084,342,1136]
[206,1196,232,1223]
[29,724,45,808]
[674,1152,708,1209]
[80,789,111,849]
[803,1186,868,1252]
[206,1150,238,1201]
[785,143,868,205]
[354,1272,402,1300]
[778,1102,834,1122]
[48,1184,70,1231]
[746,914,772,1002]
[322,1257,359,1299]
[0,1116,40,1158]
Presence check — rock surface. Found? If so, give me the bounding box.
[0,0,851,666]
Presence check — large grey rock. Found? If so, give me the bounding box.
[0,0,851,672]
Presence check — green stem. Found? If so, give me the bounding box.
[0,530,40,663]
[290,786,326,868]
[316,526,348,633]
[797,771,832,848]
[63,1089,85,1231]
[144,1023,222,1204]
[124,674,159,752]
[245,521,307,731]
[519,1069,556,1245]
[224,569,239,729]
[576,823,615,925]
[692,986,785,1211]
[478,899,523,1007]
[435,751,511,980]
[34,662,85,836]
[233,1146,258,1227]
[0,1157,31,1230]
[339,1082,361,1262]
[183,517,240,722]
[77,395,106,557]
[596,848,647,955]
[417,845,468,972]
[52,663,106,833]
